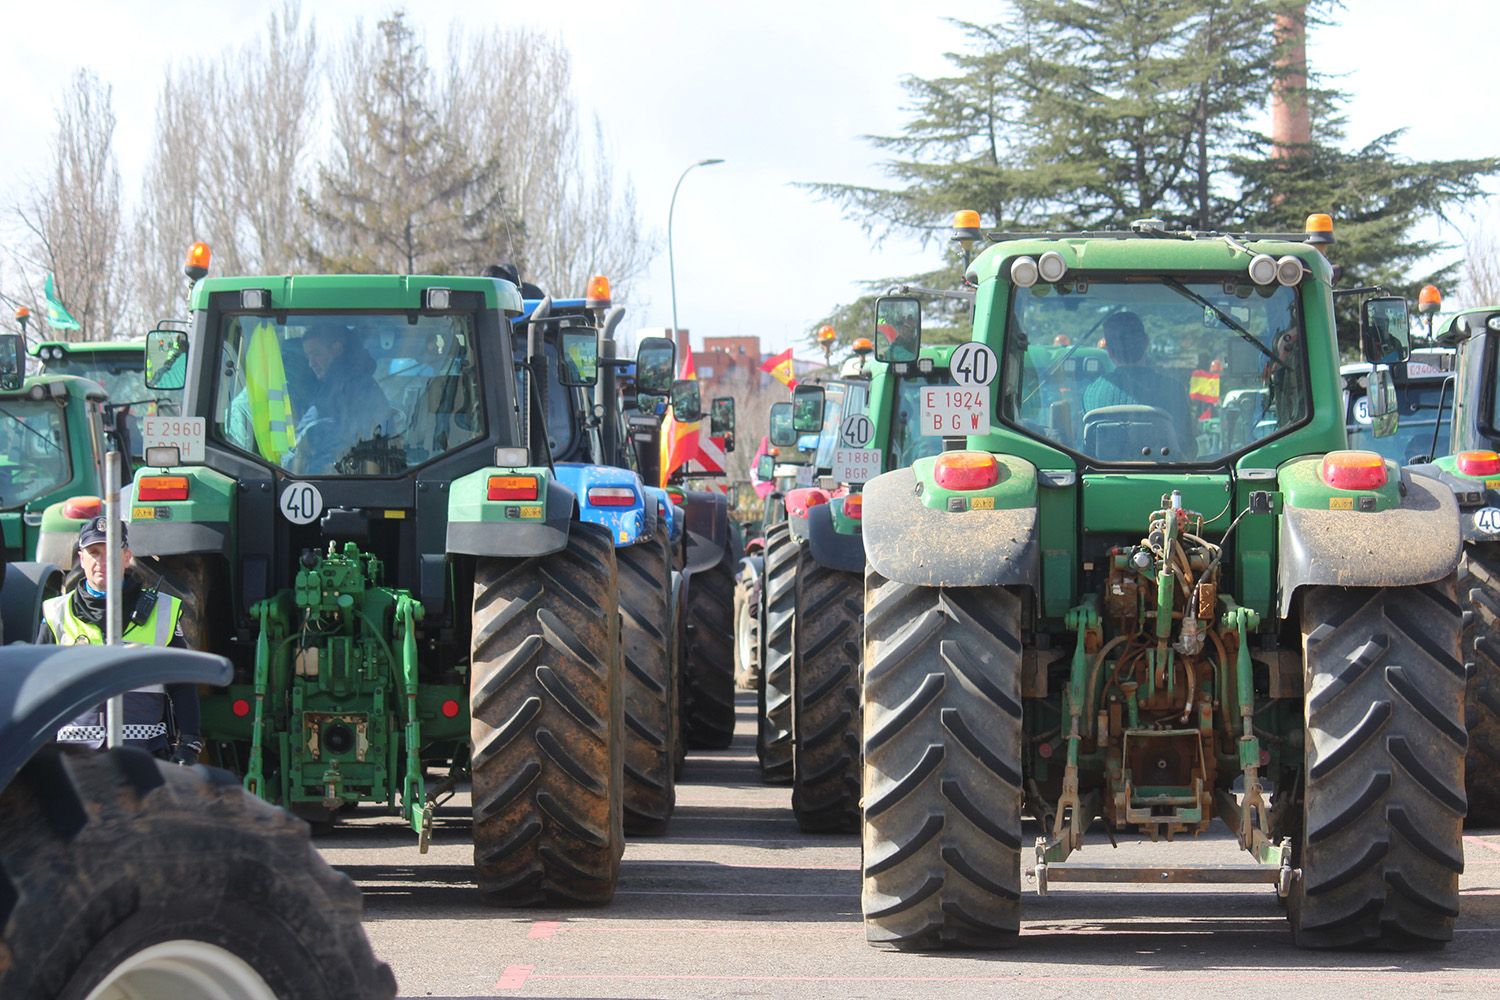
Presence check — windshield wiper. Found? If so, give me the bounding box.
[0,407,61,454]
[1158,277,1283,369]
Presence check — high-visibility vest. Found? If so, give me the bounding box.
[245,323,296,464]
[43,590,184,747]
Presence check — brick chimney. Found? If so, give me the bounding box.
[1271,3,1310,158]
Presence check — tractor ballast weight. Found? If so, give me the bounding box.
[856,218,1466,950]
[129,272,627,905]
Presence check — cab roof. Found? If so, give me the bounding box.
[968,233,1334,286]
[190,274,525,316]
[31,339,145,356]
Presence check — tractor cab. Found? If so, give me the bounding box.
[33,338,180,461]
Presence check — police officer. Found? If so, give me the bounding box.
[37,518,203,764]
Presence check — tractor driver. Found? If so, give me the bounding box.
[1081,311,1196,458]
[38,519,202,765]
[291,323,397,474]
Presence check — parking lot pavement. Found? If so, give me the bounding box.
[318,693,1500,999]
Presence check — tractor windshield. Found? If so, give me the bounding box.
[888,371,949,470]
[1346,375,1452,464]
[511,333,593,463]
[212,313,483,476]
[813,382,868,469]
[1000,276,1308,463]
[0,398,71,508]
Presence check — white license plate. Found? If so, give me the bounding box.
[919,387,991,436]
[832,448,882,484]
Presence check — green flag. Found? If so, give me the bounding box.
[44,273,80,332]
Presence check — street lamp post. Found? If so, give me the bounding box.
[667,157,725,350]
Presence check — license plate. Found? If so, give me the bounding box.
[919,387,991,436]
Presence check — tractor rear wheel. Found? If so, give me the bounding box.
[1290,580,1465,949]
[791,549,862,833]
[1461,544,1500,825]
[682,539,736,749]
[757,522,797,783]
[0,746,394,999]
[861,572,1023,949]
[617,525,677,835]
[469,522,624,906]
[733,569,759,690]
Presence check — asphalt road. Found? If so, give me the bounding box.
[318,693,1500,999]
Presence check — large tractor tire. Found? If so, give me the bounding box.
[733,570,759,691]
[756,522,797,782]
[791,548,863,833]
[861,572,1023,949]
[1290,581,1465,949]
[1461,544,1500,825]
[469,521,625,906]
[0,746,394,999]
[681,539,737,750]
[616,525,677,835]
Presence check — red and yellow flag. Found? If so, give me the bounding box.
[660,340,700,486]
[1189,369,1220,404]
[760,347,797,389]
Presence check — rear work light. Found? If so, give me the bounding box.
[488,475,538,501]
[588,487,635,507]
[843,494,863,519]
[63,496,103,520]
[1457,450,1500,478]
[934,451,1001,492]
[1320,450,1387,491]
[137,476,189,502]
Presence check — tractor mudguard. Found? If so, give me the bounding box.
[554,463,648,547]
[861,466,1039,588]
[683,489,730,575]
[1408,460,1500,545]
[0,645,230,790]
[127,466,236,558]
[446,470,575,559]
[806,503,865,574]
[783,487,829,545]
[1277,466,1461,617]
[0,562,63,645]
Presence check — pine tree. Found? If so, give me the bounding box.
[304,12,516,274]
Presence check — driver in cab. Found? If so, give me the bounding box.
[291,323,397,473]
[1082,311,1196,458]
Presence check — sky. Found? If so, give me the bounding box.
[0,0,1495,356]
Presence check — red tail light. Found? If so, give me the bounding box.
[934,451,1000,491]
[844,494,863,519]
[440,699,461,718]
[488,475,538,501]
[588,487,635,507]
[1320,450,1387,490]
[137,476,189,501]
[1457,450,1500,478]
[231,698,251,718]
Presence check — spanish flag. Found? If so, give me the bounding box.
[659,341,701,486]
[1189,369,1220,404]
[760,347,797,389]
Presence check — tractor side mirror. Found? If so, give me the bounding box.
[671,379,703,421]
[756,454,775,481]
[145,329,189,391]
[634,337,676,399]
[0,333,22,391]
[792,383,826,433]
[1367,365,1399,439]
[558,328,599,387]
[769,401,797,447]
[873,295,921,362]
[1360,296,1410,364]
[711,396,735,436]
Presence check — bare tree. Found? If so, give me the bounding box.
[444,27,656,298]
[10,70,127,340]
[134,2,318,323]
[1462,220,1500,308]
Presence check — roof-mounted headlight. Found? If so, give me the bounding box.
[1010,256,1039,288]
[1275,256,1304,286]
[1248,254,1277,286]
[1037,251,1067,283]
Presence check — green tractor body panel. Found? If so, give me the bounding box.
[34,339,182,462]
[857,226,1465,943]
[131,271,549,838]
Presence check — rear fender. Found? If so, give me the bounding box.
[1277,460,1461,617]
[806,502,865,573]
[127,466,235,557]
[861,457,1040,588]
[0,562,63,645]
[447,466,573,558]
[554,463,648,547]
[683,490,730,575]
[0,645,231,791]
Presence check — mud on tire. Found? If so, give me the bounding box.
[1461,544,1500,826]
[617,525,677,834]
[791,548,862,833]
[469,521,625,906]
[1290,580,1466,949]
[0,747,395,999]
[861,571,1023,949]
[682,539,736,750]
[757,522,797,782]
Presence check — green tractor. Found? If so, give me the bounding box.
[32,335,181,462]
[773,344,958,830]
[856,215,1465,949]
[133,269,636,905]
[1409,304,1500,823]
